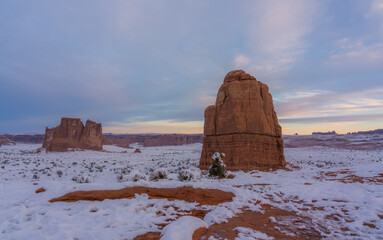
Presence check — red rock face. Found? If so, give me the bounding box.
[0,136,15,146]
[199,70,286,171]
[42,118,102,152]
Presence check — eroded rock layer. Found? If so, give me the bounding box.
[42,118,102,152]
[199,70,285,171]
[0,136,15,147]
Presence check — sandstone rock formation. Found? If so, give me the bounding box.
[199,70,285,171]
[42,118,102,152]
[0,136,15,147]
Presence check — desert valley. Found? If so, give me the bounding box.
[1,1,383,239]
[1,71,383,240]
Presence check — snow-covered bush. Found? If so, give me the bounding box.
[178,169,195,181]
[209,152,227,178]
[132,173,146,182]
[117,170,146,182]
[71,176,91,183]
[149,168,168,181]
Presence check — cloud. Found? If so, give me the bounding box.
[326,39,383,69]
[233,54,251,69]
[276,87,383,118]
[274,90,332,103]
[368,0,383,31]
[236,0,321,76]
[280,113,383,124]
[104,120,203,134]
[371,0,383,11]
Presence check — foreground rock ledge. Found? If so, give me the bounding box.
[200,70,286,171]
[49,186,234,206]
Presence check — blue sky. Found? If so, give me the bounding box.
[1,0,383,134]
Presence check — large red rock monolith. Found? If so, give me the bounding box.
[199,70,285,171]
[42,118,102,152]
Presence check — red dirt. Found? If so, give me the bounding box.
[134,208,209,240]
[202,204,323,240]
[35,188,46,193]
[135,228,207,240]
[49,186,234,206]
[316,170,383,184]
[134,204,323,240]
[363,223,376,229]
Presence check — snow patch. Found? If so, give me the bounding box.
[160,216,208,240]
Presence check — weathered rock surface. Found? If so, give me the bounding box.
[199,70,285,171]
[0,136,15,146]
[42,118,102,152]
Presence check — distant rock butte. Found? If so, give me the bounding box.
[0,135,15,147]
[42,118,102,152]
[199,70,286,171]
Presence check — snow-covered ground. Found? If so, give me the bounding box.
[0,143,382,239]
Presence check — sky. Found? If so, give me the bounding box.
[1,0,383,135]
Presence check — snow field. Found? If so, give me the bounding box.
[0,143,382,239]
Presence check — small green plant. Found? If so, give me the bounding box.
[209,152,227,178]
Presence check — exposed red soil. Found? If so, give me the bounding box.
[134,232,160,240]
[363,222,376,229]
[134,208,209,240]
[50,186,330,239]
[135,228,207,240]
[316,170,383,184]
[135,204,323,240]
[35,188,46,193]
[49,186,234,206]
[202,204,323,240]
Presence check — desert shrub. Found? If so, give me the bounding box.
[149,168,168,181]
[71,176,91,183]
[178,169,194,181]
[132,174,146,182]
[209,152,227,178]
[126,170,146,182]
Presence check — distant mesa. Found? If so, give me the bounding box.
[42,117,102,152]
[199,70,286,171]
[351,129,383,135]
[0,135,15,147]
[312,131,337,135]
[103,134,203,147]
